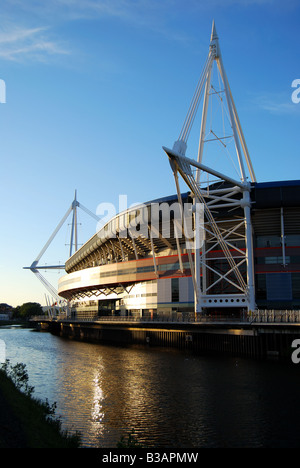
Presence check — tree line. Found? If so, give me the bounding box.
[12,302,43,319]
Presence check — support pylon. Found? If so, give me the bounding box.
[24,191,100,308]
[164,21,256,315]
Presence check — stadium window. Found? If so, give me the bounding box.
[256,236,281,248]
[256,274,266,300]
[292,273,300,299]
[171,278,179,302]
[265,256,290,264]
[285,235,300,247]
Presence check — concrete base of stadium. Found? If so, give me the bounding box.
[33,318,300,361]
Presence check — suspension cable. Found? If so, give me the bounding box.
[178,51,214,144]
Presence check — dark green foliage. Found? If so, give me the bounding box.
[0,360,81,448]
[13,302,43,319]
[117,429,144,448]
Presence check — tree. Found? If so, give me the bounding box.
[16,302,43,319]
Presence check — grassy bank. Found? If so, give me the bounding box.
[0,362,81,448]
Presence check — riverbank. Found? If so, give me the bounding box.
[0,367,80,448]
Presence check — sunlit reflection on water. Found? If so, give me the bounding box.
[91,371,105,440]
[1,326,300,448]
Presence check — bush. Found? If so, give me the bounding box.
[0,360,81,448]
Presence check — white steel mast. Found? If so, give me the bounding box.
[24,191,100,311]
[164,21,256,315]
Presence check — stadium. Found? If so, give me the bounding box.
[57,23,300,320]
[57,180,300,320]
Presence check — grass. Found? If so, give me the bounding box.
[0,361,81,448]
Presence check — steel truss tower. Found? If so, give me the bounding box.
[24,191,100,311]
[163,22,257,314]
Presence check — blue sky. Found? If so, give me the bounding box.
[0,0,299,307]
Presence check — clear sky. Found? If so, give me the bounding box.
[0,0,299,307]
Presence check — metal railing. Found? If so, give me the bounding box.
[31,310,300,325]
[249,309,300,324]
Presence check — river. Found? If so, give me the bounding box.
[0,324,300,448]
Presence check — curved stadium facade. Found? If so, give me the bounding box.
[58,180,300,320]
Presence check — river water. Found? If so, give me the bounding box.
[1,325,300,448]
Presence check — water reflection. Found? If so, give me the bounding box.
[91,370,105,439]
[1,326,300,447]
